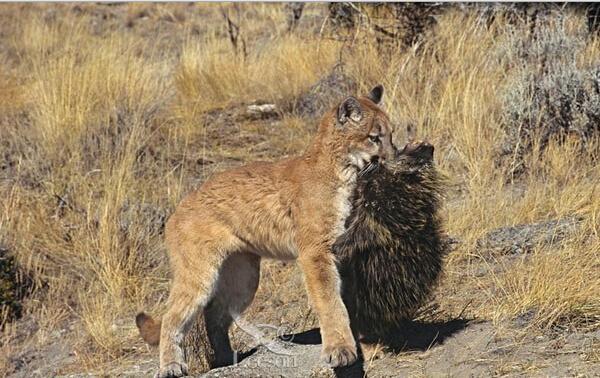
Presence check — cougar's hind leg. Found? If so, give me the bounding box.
[156,221,242,378]
[204,252,261,368]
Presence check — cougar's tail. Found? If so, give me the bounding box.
[135,312,161,346]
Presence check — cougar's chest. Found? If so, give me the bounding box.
[331,168,358,240]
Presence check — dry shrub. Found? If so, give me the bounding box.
[327,3,444,50]
[500,15,600,175]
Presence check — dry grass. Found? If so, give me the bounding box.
[0,3,598,376]
[175,35,339,116]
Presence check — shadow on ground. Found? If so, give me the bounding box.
[278,318,472,377]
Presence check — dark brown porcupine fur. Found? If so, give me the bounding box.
[334,142,447,342]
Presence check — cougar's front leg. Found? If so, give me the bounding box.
[297,242,357,367]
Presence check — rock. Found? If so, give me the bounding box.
[245,104,278,120]
[200,342,333,378]
[476,216,583,255]
[294,64,358,119]
[513,309,537,328]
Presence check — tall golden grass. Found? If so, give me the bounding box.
[0,4,598,375]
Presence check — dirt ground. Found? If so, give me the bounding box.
[8,274,600,377]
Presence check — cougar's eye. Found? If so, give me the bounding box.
[368,134,380,144]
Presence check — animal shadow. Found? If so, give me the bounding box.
[281,318,471,378]
[378,318,472,353]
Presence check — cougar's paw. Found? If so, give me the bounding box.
[154,362,188,378]
[322,341,357,367]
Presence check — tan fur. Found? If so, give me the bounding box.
[136,312,161,346]
[136,87,395,377]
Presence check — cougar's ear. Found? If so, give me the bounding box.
[366,84,384,105]
[337,96,362,126]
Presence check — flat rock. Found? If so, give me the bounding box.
[476,216,582,255]
[201,342,332,378]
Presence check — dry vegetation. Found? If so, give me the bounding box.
[0,3,598,376]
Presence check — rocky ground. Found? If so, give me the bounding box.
[10,316,600,377]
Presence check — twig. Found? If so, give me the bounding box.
[220,6,247,60]
[457,299,474,319]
